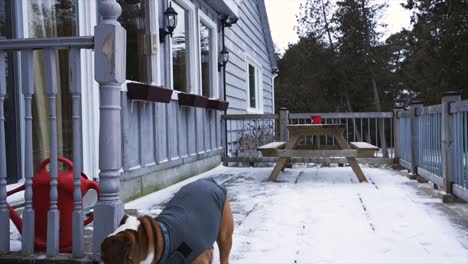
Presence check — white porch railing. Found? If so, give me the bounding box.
[0,0,126,260]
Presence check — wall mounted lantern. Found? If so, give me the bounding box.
[159,2,178,42]
[218,47,230,71]
[223,16,238,28]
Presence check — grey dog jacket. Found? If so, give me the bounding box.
[156,178,227,263]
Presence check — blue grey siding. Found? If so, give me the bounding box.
[225,0,275,114]
[121,97,223,182]
[119,0,275,198]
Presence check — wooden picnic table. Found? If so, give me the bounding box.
[260,124,372,183]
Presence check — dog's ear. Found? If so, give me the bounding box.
[119,214,129,226]
[101,235,132,264]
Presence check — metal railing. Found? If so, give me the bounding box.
[223,114,279,163]
[0,38,93,257]
[395,92,468,202]
[289,112,394,159]
[418,105,442,181]
[1,0,127,260]
[451,100,468,192]
[399,111,412,167]
[223,110,394,165]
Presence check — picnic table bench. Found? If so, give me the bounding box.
[258,124,379,183]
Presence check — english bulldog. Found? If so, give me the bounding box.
[101,178,234,264]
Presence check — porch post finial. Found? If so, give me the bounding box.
[99,0,122,24]
[93,0,126,260]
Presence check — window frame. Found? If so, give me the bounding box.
[245,55,263,113]
[198,11,219,98]
[170,0,198,95]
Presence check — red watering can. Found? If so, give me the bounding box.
[7,157,99,252]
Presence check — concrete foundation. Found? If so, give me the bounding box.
[120,154,221,202]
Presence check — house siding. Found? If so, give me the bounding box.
[117,0,226,201]
[225,0,275,114]
[120,96,223,201]
[4,0,275,202]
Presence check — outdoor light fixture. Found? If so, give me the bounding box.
[222,16,238,28]
[159,2,178,42]
[218,47,230,71]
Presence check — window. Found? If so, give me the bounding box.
[117,0,148,82]
[172,1,189,92]
[248,64,256,108]
[1,0,21,183]
[27,0,79,171]
[246,57,263,112]
[199,13,218,98]
[200,23,210,97]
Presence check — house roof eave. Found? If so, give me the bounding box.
[256,0,278,72]
[203,0,239,21]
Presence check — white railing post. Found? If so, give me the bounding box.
[21,50,35,256]
[69,48,85,258]
[409,100,423,177]
[441,91,461,202]
[93,0,126,259]
[43,48,60,257]
[0,50,9,255]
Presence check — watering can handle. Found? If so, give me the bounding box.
[7,184,26,233]
[83,175,99,226]
[38,157,74,172]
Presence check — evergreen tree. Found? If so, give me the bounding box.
[401,0,468,104]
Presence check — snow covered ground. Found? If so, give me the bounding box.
[126,165,468,264]
[8,164,468,263]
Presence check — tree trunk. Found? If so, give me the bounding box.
[345,90,362,141]
[361,0,388,157]
[319,0,357,138]
[320,0,335,51]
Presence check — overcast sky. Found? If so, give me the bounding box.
[265,0,412,52]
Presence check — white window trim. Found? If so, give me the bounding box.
[198,11,219,98]
[18,0,99,178]
[170,0,198,95]
[245,54,264,114]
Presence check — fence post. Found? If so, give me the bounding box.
[441,91,461,202]
[409,100,423,177]
[279,107,289,141]
[93,0,126,259]
[393,105,403,167]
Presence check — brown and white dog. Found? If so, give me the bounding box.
[101,179,234,264]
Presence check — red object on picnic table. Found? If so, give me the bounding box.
[311,115,322,124]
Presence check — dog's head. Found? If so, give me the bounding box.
[101,215,140,264]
